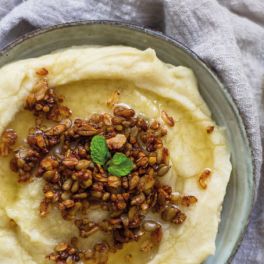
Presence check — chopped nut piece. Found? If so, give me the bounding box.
[103,113,112,126]
[161,204,180,221]
[75,159,90,170]
[27,129,49,153]
[33,79,49,101]
[40,156,58,171]
[108,176,121,188]
[61,192,71,201]
[55,243,68,252]
[171,211,187,224]
[107,89,120,107]
[150,120,160,130]
[161,147,170,165]
[63,179,73,191]
[198,168,212,189]
[63,157,79,168]
[206,125,215,134]
[181,195,198,207]
[0,128,17,156]
[71,181,79,193]
[136,156,148,167]
[131,193,145,206]
[45,191,54,200]
[170,192,181,204]
[129,173,140,190]
[48,105,72,122]
[106,134,127,150]
[45,123,69,136]
[40,200,49,217]
[11,147,41,182]
[72,119,98,136]
[157,164,170,176]
[157,185,172,206]
[141,175,155,192]
[148,156,157,165]
[63,200,75,208]
[36,67,49,76]
[113,105,135,118]
[73,193,88,199]
[112,116,125,125]
[161,110,175,127]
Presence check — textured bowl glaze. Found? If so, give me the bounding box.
[0,21,254,264]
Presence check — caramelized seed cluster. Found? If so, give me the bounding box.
[0,129,17,156]
[8,78,200,264]
[25,78,71,122]
[47,240,81,264]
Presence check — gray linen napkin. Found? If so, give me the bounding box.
[0,0,263,263]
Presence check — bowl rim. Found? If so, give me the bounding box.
[0,20,255,263]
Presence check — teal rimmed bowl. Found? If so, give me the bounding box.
[0,21,254,264]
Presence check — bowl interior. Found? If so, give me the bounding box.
[0,22,253,264]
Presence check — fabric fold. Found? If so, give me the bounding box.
[0,0,263,263]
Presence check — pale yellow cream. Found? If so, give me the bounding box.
[0,46,231,264]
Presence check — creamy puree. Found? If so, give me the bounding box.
[0,46,231,264]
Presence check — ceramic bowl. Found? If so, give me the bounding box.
[0,21,254,264]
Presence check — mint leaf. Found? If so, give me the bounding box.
[90,135,110,165]
[90,137,133,176]
[107,152,133,177]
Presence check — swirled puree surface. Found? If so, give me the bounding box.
[0,46,231,264]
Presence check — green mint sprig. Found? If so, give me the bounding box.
[90,135,133,177]
[107,153,133,177]
[90,135,110,165]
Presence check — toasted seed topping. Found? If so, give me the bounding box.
[106,134,127,150]
[181,195,198,207]
[161,110,175,127]
[55,243,68,252]
[25,78,71,122]
[107,89,120,107]
[0,129,17,156]
[206,125,215,134]
[36,67,49,76]
[7,81,199,264]
[157,164,170,177]
[113,105,135,118]
[198,168,212,189]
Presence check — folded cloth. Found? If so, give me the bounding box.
[0,0,263,262]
